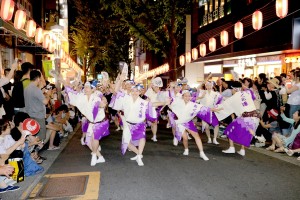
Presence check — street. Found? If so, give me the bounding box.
[10,124,300,200]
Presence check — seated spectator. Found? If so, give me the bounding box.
[266,107,300,152]
[11,112,44,163]
[0,119,26,193]
[45,108,61,150]
[9,114,44,176]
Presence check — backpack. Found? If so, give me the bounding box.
[11,78,28,109]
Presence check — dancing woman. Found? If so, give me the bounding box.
[63,80,110,166]
[168,90,218,161]
[213,83,259,156]
[110,75,157,166]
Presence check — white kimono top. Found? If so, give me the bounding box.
[66,88,105,123]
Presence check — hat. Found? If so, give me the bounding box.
[22,118,40,136]
[267,109,279,120]
[268,78,280,88]
[152,77,163,87]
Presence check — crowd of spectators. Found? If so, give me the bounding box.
[0,62,78,194]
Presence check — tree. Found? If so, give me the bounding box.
[70,0,110,82]
[111,0,192,80]
[70,0,134,81]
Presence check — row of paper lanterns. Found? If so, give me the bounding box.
[0,0,82,73]
[179,0,288,66]
[136,63,169,82]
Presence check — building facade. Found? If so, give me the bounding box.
[185,0,300,85]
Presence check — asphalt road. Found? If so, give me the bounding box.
[42,125,300,200]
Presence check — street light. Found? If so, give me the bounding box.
[143,63,149,88]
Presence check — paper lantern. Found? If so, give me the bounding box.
[0,0,14,21]
[209,38,216,52]
[26,20,36,38]
[43,34,50,49]
[276,0,288,18]
[48,40,55,53]
[186,52,191,63]
[14,10,27,30]
[220,30,229,47]
[179,55,185,66]
[234,22,243,39]
[252,10,263,30]
[192,48,198,60]
[35,28,43,43]
[199,43,206,57]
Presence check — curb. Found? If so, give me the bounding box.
[19,124,81,200]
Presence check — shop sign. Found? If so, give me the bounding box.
[238,58,256,68]
[256,55,282,62]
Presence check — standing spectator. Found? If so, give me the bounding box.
[11,62,34,113]
[2,69,14,121]
[24,70,50,142]
[285,71,300,118]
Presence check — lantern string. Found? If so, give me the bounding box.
[136,1,300,81]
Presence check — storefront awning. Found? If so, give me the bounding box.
[0,19,50,54]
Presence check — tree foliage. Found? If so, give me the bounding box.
[70,0,132,80]
[111,0,192,80]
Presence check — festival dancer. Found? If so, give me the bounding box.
[63,79,110,166]
[168,90,217,161]
[167,81,183,146]
[110,74,157,166]
[198,81,223,144]
[144,76,168,142]
[213,82,259,156]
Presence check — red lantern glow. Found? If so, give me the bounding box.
[179,55,185,66]
[35,28,43,43]
[186,52,191,63]
[276,0,288,18]
[234,22,243,39]
[209,38,216,52]
[199,43,206,57]
[26,20,36,38]
[192,48,198,60]
[0,0,14,21]
[14,10,27,30]
[220,30,229,47]
[252,10,263,31]
[43,34,50,49]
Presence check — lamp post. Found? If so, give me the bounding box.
[50,25,64,100]
[143,63,149,89]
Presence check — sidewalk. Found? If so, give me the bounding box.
[218,136,300,167]
[0,124,80,200]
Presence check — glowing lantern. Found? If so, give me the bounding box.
[234,22,243,39]
[192,48,198,60]
[209,38,216,52]
[43,34,50,49]
[26,20,36,38]
[179,55,185,66]
[0,0,14,21]
[14,10,27,30]
[252,10,263,30]
[276,0,288,18]
[48,40,55,52]
[199,43,206,57]
[35,28,43,43]
[186,52,191,63]
[220,30,229,47]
